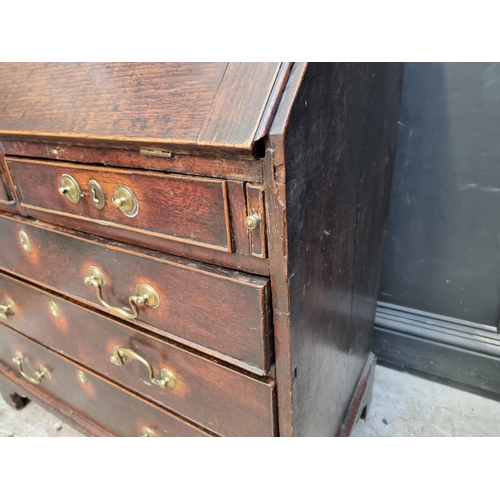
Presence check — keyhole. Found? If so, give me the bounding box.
[88,180,104,209]
[91,187,99,203]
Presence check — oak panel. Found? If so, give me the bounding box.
[0,272,276,436]
[0,214,273,373]
[8,158,232,252]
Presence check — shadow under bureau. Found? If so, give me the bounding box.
[0,62,403,436]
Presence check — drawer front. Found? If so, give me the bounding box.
[0,273,276,436]
[8,158,232,252]
[0,214,272,373]
[0,324,209,436]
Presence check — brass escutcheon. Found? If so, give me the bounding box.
[12,352,51,385]
[112,186,138,217]
[59,174,82,204]
[0,299,16,320]
[88,179,105,209]
[19,230,31,253]
[244,214,260,231]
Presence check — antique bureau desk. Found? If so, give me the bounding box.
[0,63,403,436]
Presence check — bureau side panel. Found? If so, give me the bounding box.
[273,63,403,436]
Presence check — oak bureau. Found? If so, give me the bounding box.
[0,63,403,436]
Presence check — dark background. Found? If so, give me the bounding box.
[380,62,500,328]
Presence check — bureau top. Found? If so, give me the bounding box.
[0,62,291,159]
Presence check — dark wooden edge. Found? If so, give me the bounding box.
[0,363,111,436]
[373,302,500,399]
[338,353,377,437]
[1,140,264,182]
[254,63,293,144]
[264,63,309,437]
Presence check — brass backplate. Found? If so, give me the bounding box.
[19,230,31,253]
[86,266,104,286]
[138,284,160,308]
[59,174,82,204]
[77,370,89,385]
[141,426,156,437]
[48,301,60,318]
[112,185,138,217]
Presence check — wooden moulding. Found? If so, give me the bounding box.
[373,301,500,400]
[1,140,264,182]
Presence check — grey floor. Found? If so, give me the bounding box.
[1,365,499,437]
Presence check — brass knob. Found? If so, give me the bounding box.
[59,174,82,204]
[0,299,16,320]
[112,186,138,217]
[113,197,125,208]
[245,214,260,231]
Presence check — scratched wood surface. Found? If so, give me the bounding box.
[0,63,282,157]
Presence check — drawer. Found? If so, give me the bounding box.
[0,214,272,374]
[0,324,209,436]
[7,158,267,258]
[0,272,277,436]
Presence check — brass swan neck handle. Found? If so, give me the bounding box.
[84,266,159,320]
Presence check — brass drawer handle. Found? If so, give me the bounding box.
[84,266,159,320]
[59,174,82,204]
[110,346,177,389]
[0,299,16,320]
[12,352,51,385]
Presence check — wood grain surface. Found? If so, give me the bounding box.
[0,214,273,374]
[0,325,210,436]
[0,271,277,436]
[266,63,403,436]
[0,63,282,157]
[1,140,264,182]
[8,158,233,251]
